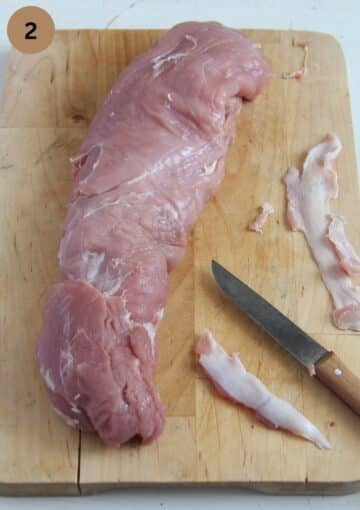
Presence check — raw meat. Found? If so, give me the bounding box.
[248,202,274,232]
[284,134,360,331]
[327,215,360,276]
[37,22,271,445]
[282,41,309,80]
[196,330,330,449]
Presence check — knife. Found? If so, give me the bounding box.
[212,260,360,415]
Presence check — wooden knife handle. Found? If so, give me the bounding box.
[315,352,360,415]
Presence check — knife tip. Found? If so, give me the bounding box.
[212,260,227,284]
[211,259,219,273]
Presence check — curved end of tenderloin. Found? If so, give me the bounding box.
[333,304,360,331]
[37,280,166,445]
[242,44,272,99]
[175,22,273,99]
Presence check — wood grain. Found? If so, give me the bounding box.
[316,352,360,415]
[0,29,359,496]
[0,129,82,495]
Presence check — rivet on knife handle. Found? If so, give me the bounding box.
[315,352,360,415]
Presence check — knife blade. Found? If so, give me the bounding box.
[212,259,328,368]
[211,259,360,415]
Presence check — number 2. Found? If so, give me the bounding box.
[25,21,37,40]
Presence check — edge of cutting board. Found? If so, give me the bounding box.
[1,480,359,497]
[78,481,360,497]
[0,482,80,497]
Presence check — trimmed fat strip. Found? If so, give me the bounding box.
[327,214,360,276]
[36,22,271,445]
[248,202,274,232]
[284,134,360,331]
[282,41,309,80]
[196,331,330,449]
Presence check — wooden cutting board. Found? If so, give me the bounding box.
[0,29,359,496]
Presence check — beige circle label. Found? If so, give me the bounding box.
[7,6,55,54]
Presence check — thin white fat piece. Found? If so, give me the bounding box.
[89,144,104,173]
[53,406,79,428]
[203,160,218,176]
[101,265,132,297]
[69,152,86,165]
[184,34,198,47]
[156,308,164,321]
[143,322,157,355]
[41,368,55,392]
[123,310,132,329]
[58,230,73,268]
[196,330,330,449]
[307,364,316,377]
[63,315,71,337]
[70,403,82,414]
[113,295,132,330]
[81,251,105,283]
[70,144,105,184]
[327,214,360,276]
[248,202,274,232]
[161,202,179,221]
[59,347,74,386]
[282,41,310,80]
[180,146,194,157]
[152,51,188,77]
[242,60,262,73]
[284,134,360,331]
[127,165,161,186]
[83,196,123,219]
[74,393,81,401]
[103,278,125,297]
[83,191,153,219]
[73,327,90,340]
[60,348,74,373]
[111,257,122,268]
[152,34,197,77]
[127,146,194,185]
